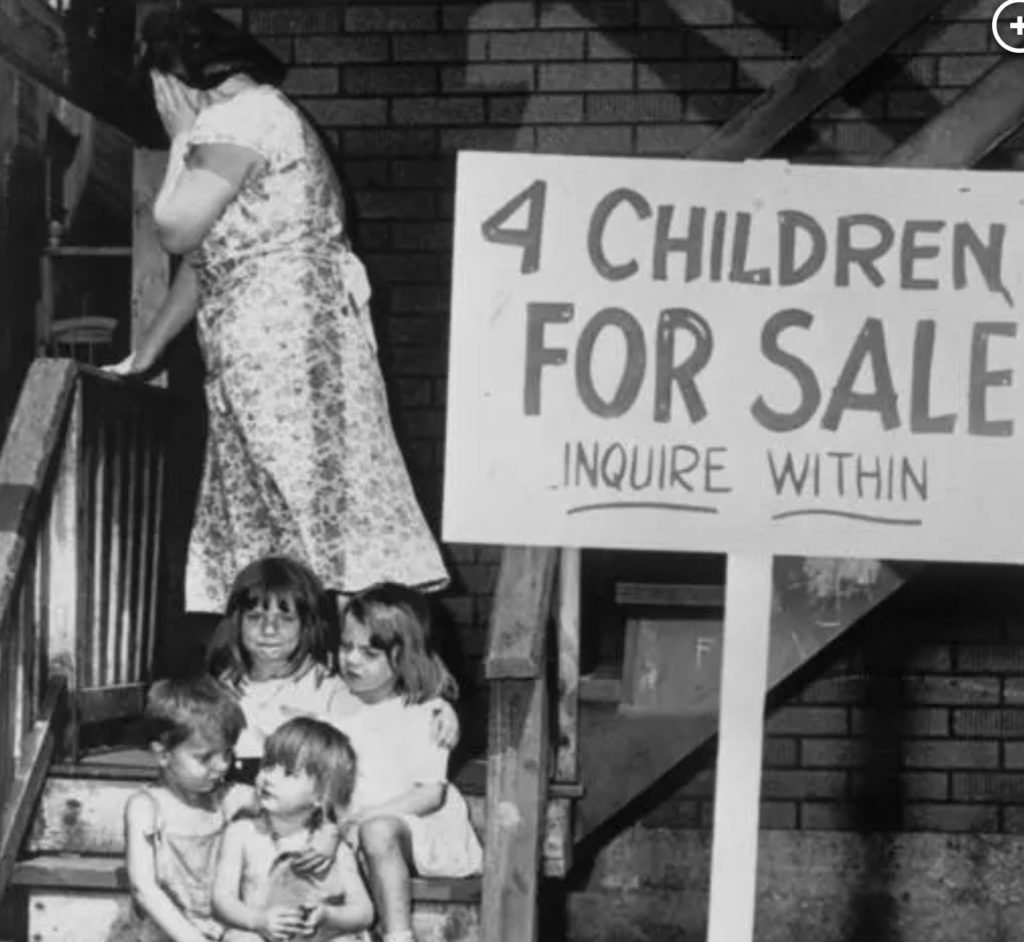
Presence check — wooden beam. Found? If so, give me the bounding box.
[484,546,556,681]
[0,0,145,143]
[690,0,949,161]
[885,56,1024,168]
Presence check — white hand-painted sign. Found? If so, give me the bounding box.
[443,151,1024,563]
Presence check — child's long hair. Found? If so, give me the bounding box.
[144,675,246,750]
[206,556,336,689]
[342,583,458,705]
[263,717,357,816]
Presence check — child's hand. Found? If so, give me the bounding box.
[298,904,325,936]
[258,905,306,941]
[429,698,460,750]
[290,820,340,877]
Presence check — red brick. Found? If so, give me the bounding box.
[345,5,438,33]
[392,222,453,252]
[388,346,448,377]
[368,253,446,284]
[953,708,1024,738]
[392,35,468,63]
[260,37,293,64]
[392,97,485,126]
[441,126,533,151]
[765,706,848,737]
[491,94,584,124]
[489,32,585,61]
[635,124,718,155]
[248,7,341,35]
[535,125,632,155]
[833,120,897,155]
[340,128,438,156]
[760,769,847,800]
[539,62,635,92]
[758,800,798,829]
[301,98,387,127]
[633,31,686,60]
[897,20,991,55]
[355,190,435,221]
[903,740,999,770]
[692,26,787,59]
[282,67,339,96]
[936,54,997,87]
[957,644,1024,673]
[849,771,949,802]
[541,3,637,29]
[448,63,534,92]
[733,58,791,91]
[763,736,798,768]
[850,707,949,738]
[640,0,732,27]
[345,65,438,96]
[295,35,388,64]
[800,738,867,769]
[586,32,633,61]
[450,1,535,30]
[685,91,758,122]
[902,675,999,705]
[400,409,446,438]
[938,0,999,20]
[585,92,683,123]
[952,772,1024,802]
[391,159,453,188]
[886,89,946,120]
[390,285,450,314]
[353,221,389,251]
[784,26,833,57]
[735,0,839,25]
[385,315,437,346]
[799,801,859,830]
[340,159,389,190]
[903,803,999,832]
[637,60,733,91]
[1002,743,1024,769]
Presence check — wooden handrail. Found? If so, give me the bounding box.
[0,358,179,901]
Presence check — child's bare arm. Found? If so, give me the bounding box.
[124,793,209,942]
[212,822,305,940]
[301,848,373,935]
[427,698,460,750]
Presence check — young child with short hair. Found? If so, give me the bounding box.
[212,717,374,942]
[124,676,252,942]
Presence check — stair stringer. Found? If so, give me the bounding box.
[575,557,914,846]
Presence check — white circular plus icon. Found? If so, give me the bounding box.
[993,0,1024,53]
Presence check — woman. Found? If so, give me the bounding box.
[110,7,448,612]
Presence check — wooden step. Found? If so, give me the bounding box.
[11,856,480,942]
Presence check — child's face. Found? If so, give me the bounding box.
[338,615,397,702]
[241,591,302,673]
[156,731,233,796]
[255,762,321,817]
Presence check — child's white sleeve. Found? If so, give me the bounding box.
[408,705,451,784]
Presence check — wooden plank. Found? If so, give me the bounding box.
[0,0,145,143]
[12,854,482,903]
[484,546,556,680]
[615,581,724,608]
[690,0,948,161]
[885,56,1024,168]
[555,547,580,782]
[481,677,548,942]
[706,553,773,942]
[0,679,66,895]
[0,360,77,626]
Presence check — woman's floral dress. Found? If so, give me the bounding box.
[183,85,448,612]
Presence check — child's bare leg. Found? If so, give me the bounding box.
[359,816,414,939]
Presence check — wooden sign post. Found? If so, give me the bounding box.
[707,553,773,942]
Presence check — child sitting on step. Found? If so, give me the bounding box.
[213,717,374,942]
[124,676,254,942]
[331,584,483,942]
[206,556,458,783]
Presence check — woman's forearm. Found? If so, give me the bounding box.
[133,260,200,369]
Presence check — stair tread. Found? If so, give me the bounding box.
[12,854,482,902]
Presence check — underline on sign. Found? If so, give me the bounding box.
[566,501,720,516]
[771,508,922,526]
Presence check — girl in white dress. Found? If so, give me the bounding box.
[332,585,483,942]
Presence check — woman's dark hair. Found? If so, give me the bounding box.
[137,5,286,91]
[342,583,458,705]
[206,555,337,688]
